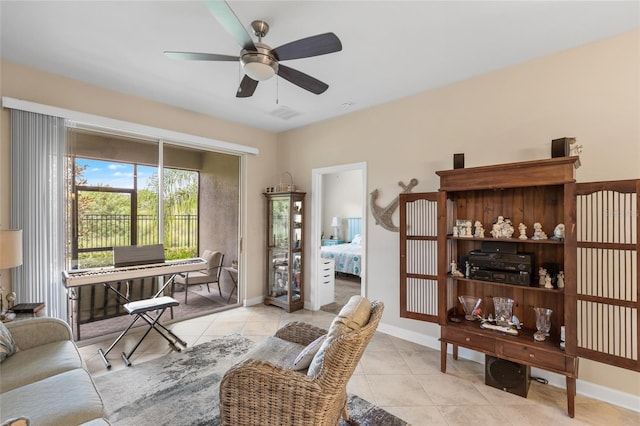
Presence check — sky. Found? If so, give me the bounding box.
[76,158,156,190]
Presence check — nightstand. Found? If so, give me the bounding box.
[322,239,345,246]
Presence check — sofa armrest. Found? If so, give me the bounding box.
[220,358,332,426]
[5,317,73,350]
[275,321,327,346]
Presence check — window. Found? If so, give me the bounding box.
[71,157,199,268]
[65,128,240,282]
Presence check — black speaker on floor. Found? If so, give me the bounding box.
[485,355,530,398]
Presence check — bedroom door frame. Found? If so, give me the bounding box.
[310,162,367,311]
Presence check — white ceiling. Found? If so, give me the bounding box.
[1,1,639,133]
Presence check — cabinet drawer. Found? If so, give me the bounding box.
[442,327,495,353]
[500,341,567,371]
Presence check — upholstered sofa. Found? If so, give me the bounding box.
[0,317,109,426]
[220,295,383,426]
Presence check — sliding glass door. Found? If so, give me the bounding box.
[66,130,240,272]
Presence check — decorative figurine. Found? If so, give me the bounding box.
[490,217,503,238]
[538,267,548,287]
[570,140,583,169]
[532,222,548,240]
[511,315,522,330]
[451,260,464,277]
[473,220,485,238]
[491,216,515,238]
[570,142,583,156]
[544,275,554,289]
[503,218,515,238]
[464,220,473,237]
[551,223,565,240]
[557,271,565,289]
[456,220,473,238]
[518,223,528,240]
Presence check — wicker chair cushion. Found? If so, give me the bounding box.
[307,296,372,376]
[292,334,326,370]
[328,295,372,338]
[244,336,306,369]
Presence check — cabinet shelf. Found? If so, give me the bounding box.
[441,316,574,377]
[446,314,563,347]
[447,235,564,245]
[450,276,565,293]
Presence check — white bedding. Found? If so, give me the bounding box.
[320,240,361,277]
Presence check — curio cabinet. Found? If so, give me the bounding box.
[264,191,305,312]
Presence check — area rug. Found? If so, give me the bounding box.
[94,334,407,426]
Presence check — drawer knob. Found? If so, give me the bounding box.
[465,337,471,342]
[529,353,535,358]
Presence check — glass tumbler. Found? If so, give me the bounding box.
[493,297,514,326]
[534,307,552,341]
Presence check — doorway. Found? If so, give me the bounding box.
[310,162,367,311]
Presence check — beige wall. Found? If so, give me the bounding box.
[199,150,239,295]
[278,30,640,396]
[322,169,363,240]
[1,29,639,399]
[0,60,279,302]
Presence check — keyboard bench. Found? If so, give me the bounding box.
[98,296,185,369]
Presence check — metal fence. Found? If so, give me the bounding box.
[78,214,198,249]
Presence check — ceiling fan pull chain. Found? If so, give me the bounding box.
[276,76,279,104]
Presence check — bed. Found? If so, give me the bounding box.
[321,217,362,277]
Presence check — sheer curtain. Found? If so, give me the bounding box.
[11,110,68,320]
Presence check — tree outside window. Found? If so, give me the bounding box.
[71,158,198,268]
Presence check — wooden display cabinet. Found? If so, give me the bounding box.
[263,191,305,312]
[400,157,639,419]
[436,157,579,417]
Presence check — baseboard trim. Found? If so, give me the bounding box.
[244,296,264,307]
[377,321,640,413]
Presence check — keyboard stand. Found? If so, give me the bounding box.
[98,296,185,369]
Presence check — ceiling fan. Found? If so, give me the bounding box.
[165,0,342,98]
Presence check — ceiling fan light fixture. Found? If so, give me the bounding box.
[243,61,277,81]
[241,45,278,81]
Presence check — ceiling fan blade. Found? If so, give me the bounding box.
[236,75,258,98]
[277,64,329,95]
[204,0,256,51]
[164,51,239,62]
[272,33,342,61]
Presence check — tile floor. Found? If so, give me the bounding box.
[79,304,639,426]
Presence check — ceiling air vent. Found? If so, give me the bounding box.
[269,105,301,120]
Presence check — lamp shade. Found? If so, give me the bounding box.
[0,229,23,269]
[330,217,339,227]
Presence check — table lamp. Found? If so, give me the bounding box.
[0,229,23,313]
[330,217,340,240]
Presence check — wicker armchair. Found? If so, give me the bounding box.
[219,300,384,426]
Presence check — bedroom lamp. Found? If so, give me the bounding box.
[330,217,340,240]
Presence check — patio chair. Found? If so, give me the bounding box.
[173,250,224,304]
